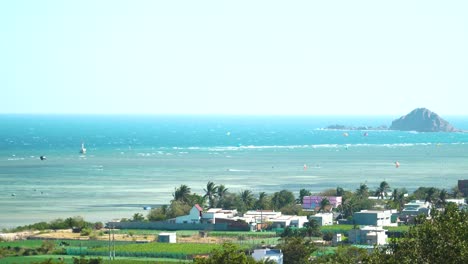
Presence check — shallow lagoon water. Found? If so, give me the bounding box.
[1,115,467,228]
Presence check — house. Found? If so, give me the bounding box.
[309,213,334,226]
[400,200,431,217]
[243,210,282,224]
[348,226,388,245]
[302,196,342,210]
[175,204,203,224]
[446,198,466,206]
[353,210,396,227]
[201,208,238,224]
[270,215,308,228]
[252,248,283,264]
[158,232,176,243]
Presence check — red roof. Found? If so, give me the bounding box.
[195,204,203,212]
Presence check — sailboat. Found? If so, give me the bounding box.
[80,142,87,154]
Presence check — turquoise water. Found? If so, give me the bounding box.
[1,115,468,228]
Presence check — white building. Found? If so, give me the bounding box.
[243,210,282,222]
[348,226,388,245]
[309,213,334,226]
[158,232,176,243]
[401,200,431,217]
[252,248,283,264]
[445,198,466,206]
[201,208,238,224]
[353,210,396,227]
[175,204,203,224]
[270,215,308,228]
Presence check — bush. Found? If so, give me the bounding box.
[322,232,333,241]
[80,228,92,236]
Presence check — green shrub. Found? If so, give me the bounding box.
[80,228,92,236]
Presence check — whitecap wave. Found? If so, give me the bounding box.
[155,142,449,152]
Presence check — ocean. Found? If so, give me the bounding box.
[1,114,468,229]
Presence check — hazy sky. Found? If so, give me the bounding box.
[1,1,467,115]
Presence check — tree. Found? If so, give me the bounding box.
[216,184,229,207]
[318,198,331,212]
[356,183,369,198]
[186,193,206,206]
[424,187,438,204]
[436,189,448,208]
[193,243,260,264]
[131,213,145,222]
[254,192,271,210]
[375,181,390,199]
[314,246,370,263]
[372,203,468,263]
[336,187,345,196]
[272,190,295,210]
[240,190,255,210]
[388,188,406,211]
[279,237,315,264]
[450,185,463,198]
[204,181,218,208]
[304,218,321,238]
[173,184,191,203]
[298,189,311,203]
[147,205,168,221]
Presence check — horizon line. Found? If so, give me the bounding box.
[0,112,467,117]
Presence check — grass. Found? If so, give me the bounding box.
[91,242,225,255]
[0,255,192,264]
[0,239,135,249]
[384,225,410,232]
[320,225,354,233]
[0,240,45,248]
[208,231,276,238]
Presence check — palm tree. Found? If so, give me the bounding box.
[336,187,345,196]
[240,190,255,209]
[203,181,218,208]
[391,188,406,211]
[356,183,369,198]
[425,187,437,204]
[255,192,269,210]
[297,189,311,204]
[217,184,228,199]
[215,184,229,208]
[437,189,447,208]
[375,181,390,199]
[173,184,191,203]
[319,198,331,212]
[304,218,321,238]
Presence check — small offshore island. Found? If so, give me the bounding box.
[326,108,459,132]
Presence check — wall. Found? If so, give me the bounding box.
[107,221,249,231]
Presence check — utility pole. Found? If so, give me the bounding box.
[112,227,115,260]
[108,223,112,260]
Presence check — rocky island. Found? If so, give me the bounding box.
[389,108,458,132]
[325,108,459,132]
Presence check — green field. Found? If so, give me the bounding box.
[384,226,410,232]
[0,239,134,249]
[0,255,192,264]
[320,224,354,233]
[91,242,224,255]
[0,240,45,248]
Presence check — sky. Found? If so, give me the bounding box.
[1,1,467,116]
